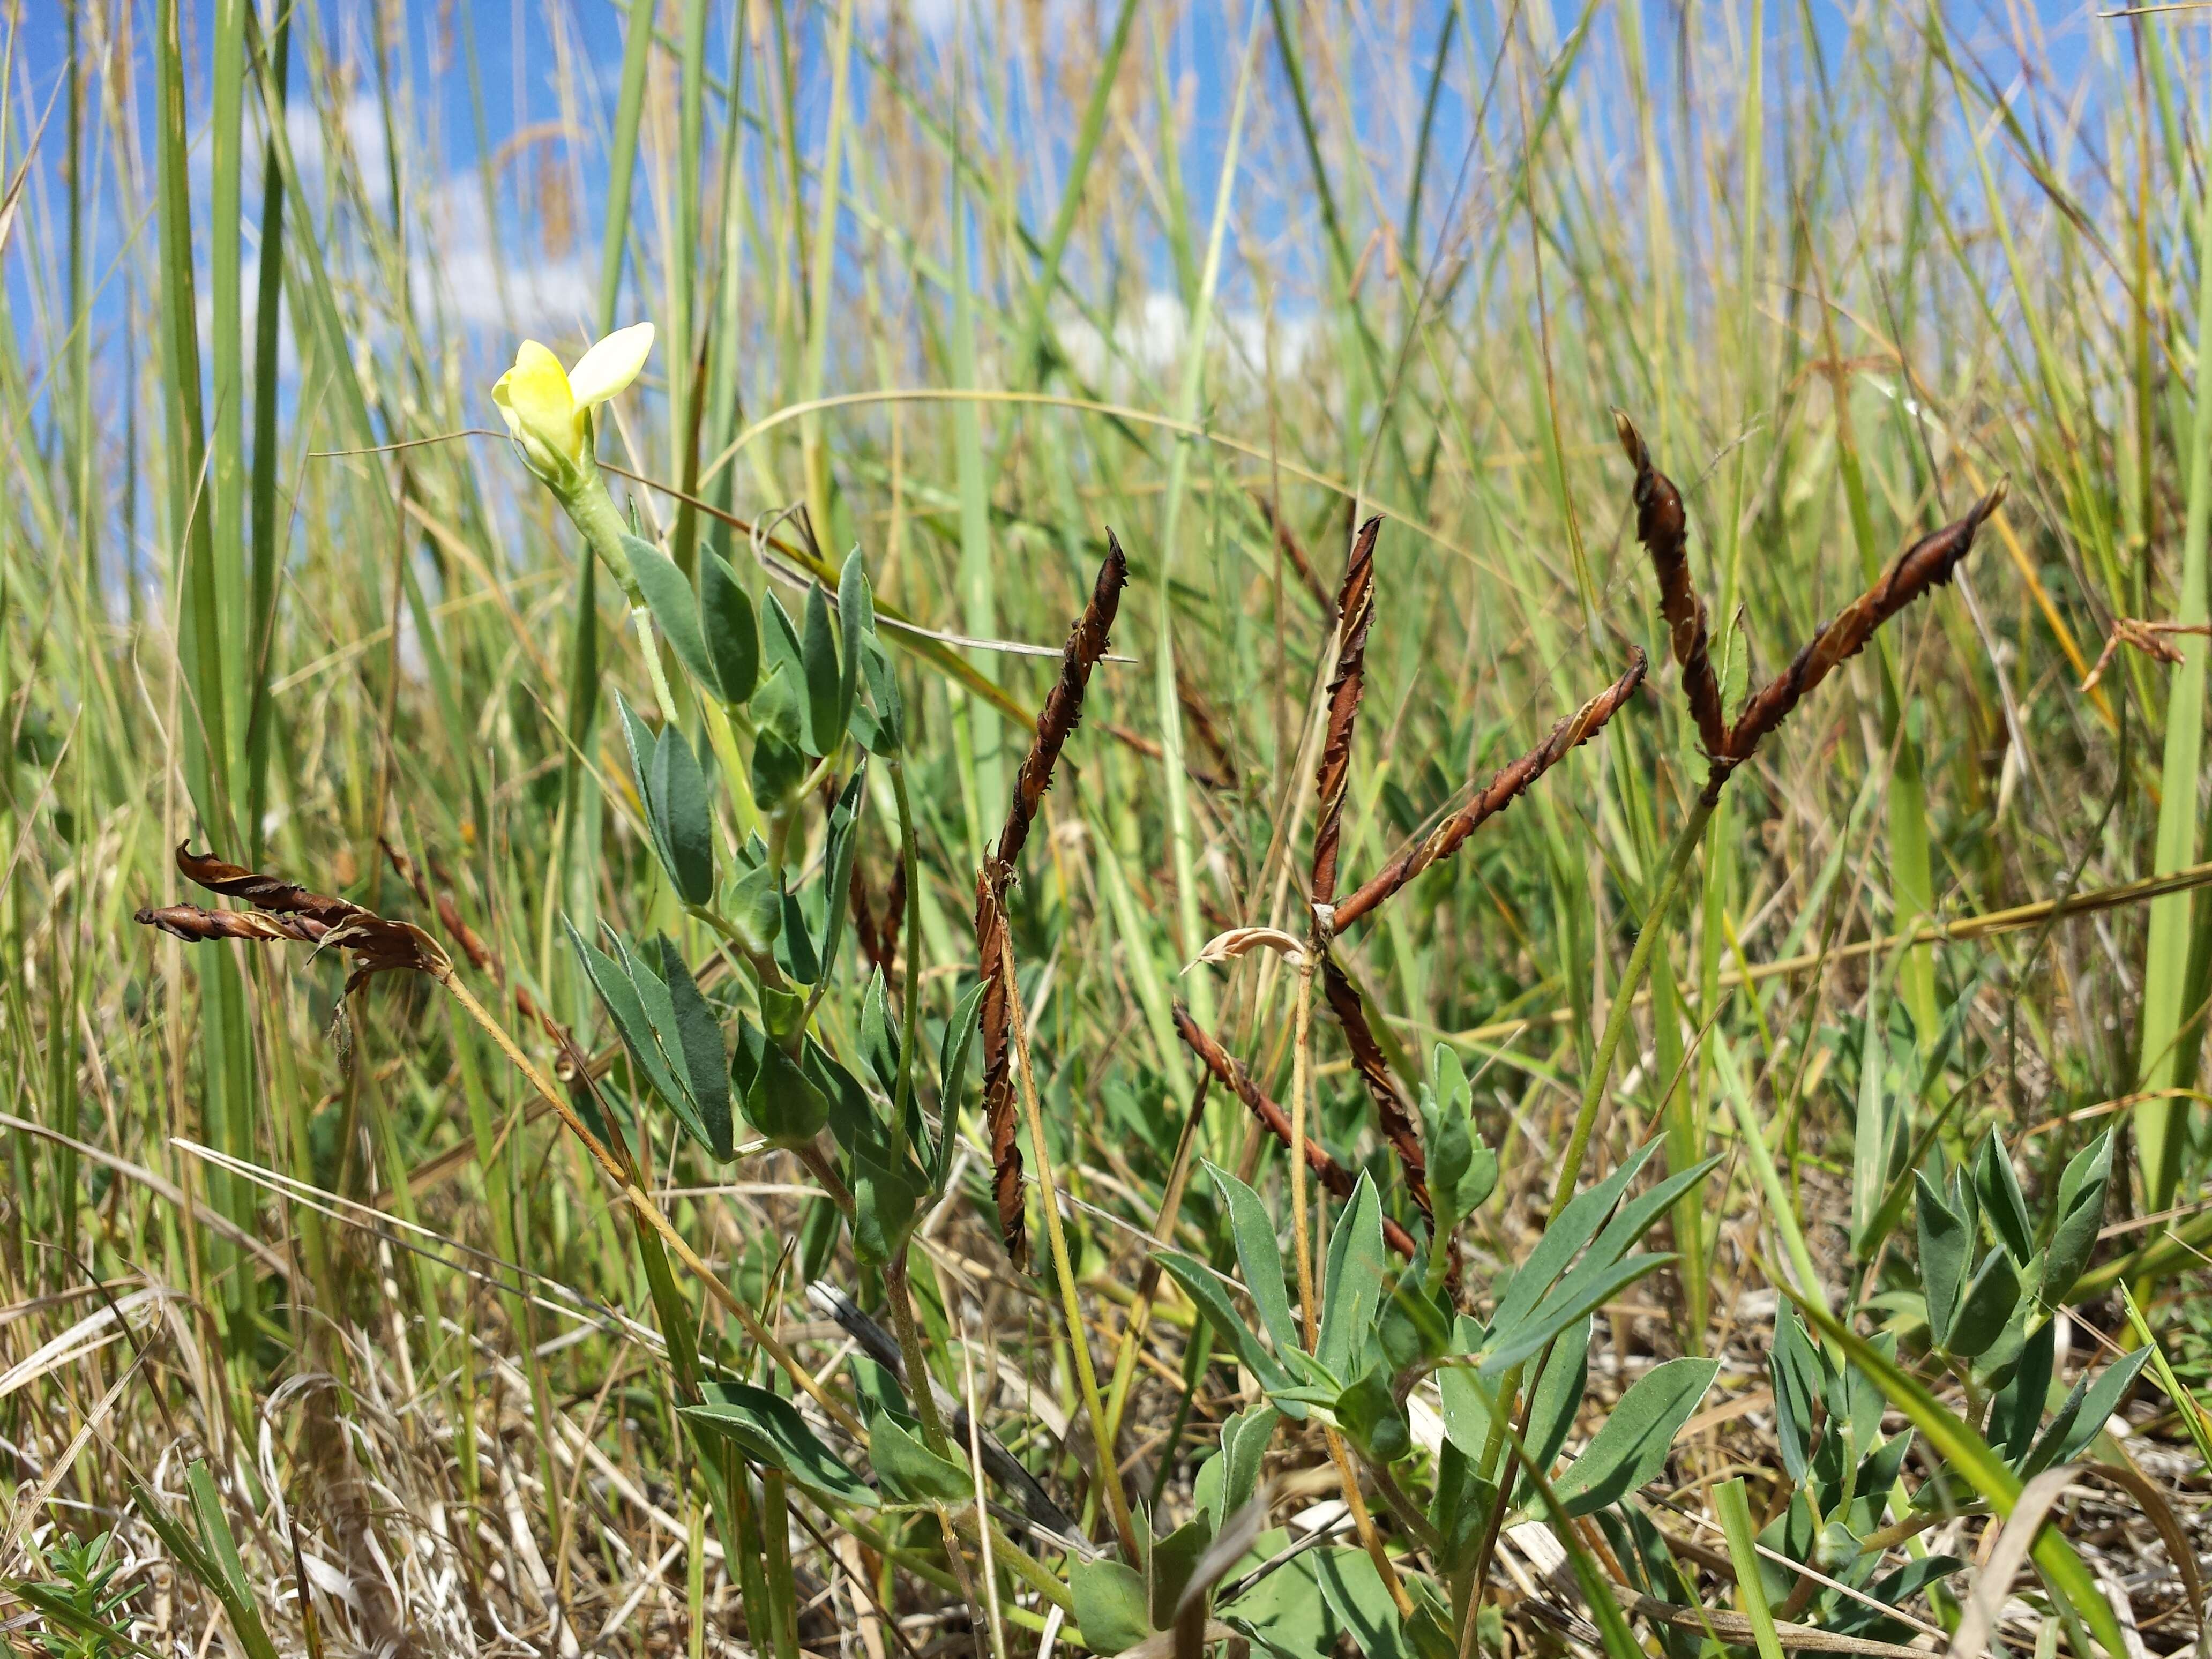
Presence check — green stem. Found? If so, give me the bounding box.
[883,1250,952,1453]
[629,603,684,728]
[1548,768,1725,1222]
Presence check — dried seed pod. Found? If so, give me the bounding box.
[994,533,1129,878]
[1320,958,1430,1220]
[1171,1002,1418,1261]
[1333,649,1647,931]
[135,903,329,946]
[1725,481,2007,761]
[1311,516,1382,911]
[175,841,363,925]
[975,871,1026,1267]
[1615,413,1726,757]
[974,536,1130,1267]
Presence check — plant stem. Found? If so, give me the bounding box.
[882,1250,951,1452]
[629,603,683,727]
[1548,767,1725,1223]
[999,930,1141,1560]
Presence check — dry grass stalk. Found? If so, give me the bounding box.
[2081,616,2212,691]
[976,535,1129,1265]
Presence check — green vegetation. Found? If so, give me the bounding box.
[3,3,2210,1655]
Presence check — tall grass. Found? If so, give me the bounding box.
[2,1,2210,1653]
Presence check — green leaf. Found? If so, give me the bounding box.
[1220,1542,1338,1655]
[565,919,689,1126]
[836,548,868,739]
[859,632,903,752]
[851,1142,924,1267]
[1553,1357,1720,1516]
[1948,1249,2022,1359]
[683,1382,875,1508]
[868,1408,972,1504]
[1206,1160,1300,1357]
[1148,1516,1212,1629]
[1154,1247,1297,1407]
[700,551,759,705]
[749,664,808,806]
[814,768,865,975]
[1990,1317,2055,1467]
[1336,1358,1411,1464]
[1318,1172,1386,1383]
[1429,1441,1496,1576]
[1916,1172,1970,1349]
[730,862,783,957]
[1490,1142,1662,1335]
[1519,1314,1593,1492]
[2023,1345,2154,1476]
[800,581,842,757]
[1194,1404,1279,1529]
[935,980,988,1190]
[1419,1045,1496,1230]
[1486,1254,1672,1380]
[1974,1131,2035,1265]
[648,723,716,904]
[860,970,899,1100]
[1312,1547,1415,1659]
[2042,1131,2113,1305]
[1070,1559,1153,1654]
[760,589,806,696]
[734,1020,828,1147]
[1437,1314,1495,1454]
[654,937,731,1159]
[1795,1294,2131,1659]
[1769,1301,1822,1483]
[627,534,715,690]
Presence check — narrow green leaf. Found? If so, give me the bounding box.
[629,534,716,691]
[649,724,717,905]
[1205,1160,1299,1357]
[700,551,759,705]
[1553,1358,1719,1516]
[1317,1172,1385,1383]
[1916,1172,1970,1349]
[683,1383,874,1508]
[1948,1249,2022,1359]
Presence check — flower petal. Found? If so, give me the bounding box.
[495,340,576,447]
[566,321,655,408]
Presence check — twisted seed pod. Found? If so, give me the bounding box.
[1320,957,1430,1220]
[1615,413,1727,757]
[975,536,1130,1267]
[1310,516,1382,910]
[1724,481,2008,761]
[1332,649,1647,931]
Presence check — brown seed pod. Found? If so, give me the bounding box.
[974,536,1130,1268]
[1310,516,1382,911]
[1614,412,1727,758]
[1332,649,1648,932]
[1320,958,1430,1220]
[175,841,363,925]
[1724,481,2008,761]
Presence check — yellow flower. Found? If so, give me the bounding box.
[491,322,654,482]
